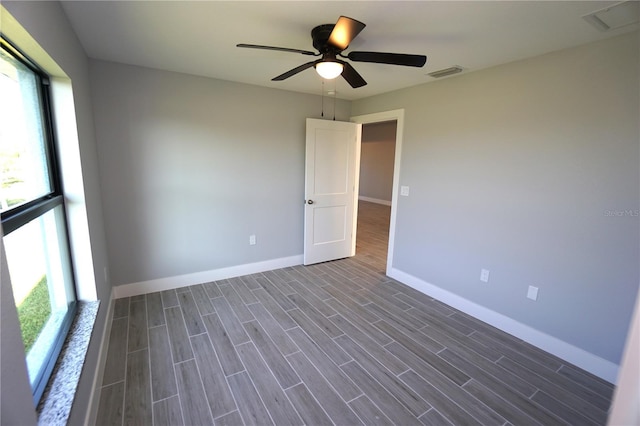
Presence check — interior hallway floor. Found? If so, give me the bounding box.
[95,200,613,425]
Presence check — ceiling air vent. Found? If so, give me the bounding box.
[582,1,640,32]
[428,66,463,78]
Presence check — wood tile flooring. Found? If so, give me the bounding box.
[96,201,613,425]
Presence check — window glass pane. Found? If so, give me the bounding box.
[3,204,76,388]
[0,46,53,212]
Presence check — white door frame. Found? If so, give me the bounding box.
[350,109,404,276]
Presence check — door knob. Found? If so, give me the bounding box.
[307,200,314,205]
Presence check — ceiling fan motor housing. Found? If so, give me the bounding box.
[312,24,339,53]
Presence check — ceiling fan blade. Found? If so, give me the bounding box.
[237,43,317,56]
[340,61,367,88]
[328,16,366,50]
[347,51,427,67]
[272,60,319,81]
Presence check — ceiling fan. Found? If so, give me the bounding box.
[237,16,427,88]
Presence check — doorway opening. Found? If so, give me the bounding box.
[355,120,397,274]
[351,109,404,276]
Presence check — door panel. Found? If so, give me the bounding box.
[304,118,361,265]
[313,130,350,194]
[312,206,347,244]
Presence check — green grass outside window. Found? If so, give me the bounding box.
[17,276,51,353]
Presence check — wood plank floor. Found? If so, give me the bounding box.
[96,201,613,425]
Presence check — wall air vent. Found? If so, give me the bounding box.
[582,1,639,32]
[427,66,464,78]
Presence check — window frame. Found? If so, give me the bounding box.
[1,37,78,405]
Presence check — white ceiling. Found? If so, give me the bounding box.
[60,1,639,101]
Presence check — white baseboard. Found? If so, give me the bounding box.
[358,196,392,206]
[113,255,303,299]
[388,267,619,384]
[84,289,115,426]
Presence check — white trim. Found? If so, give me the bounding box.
[388,267,620,383]
[84,289,116,426]
[113,255,303,298]
[351,109,405,277]
[608,290,640,424]
[358,196,392,206]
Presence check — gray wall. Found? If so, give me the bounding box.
[360,121,396,202]
[352,32,639,365]
[89,60,351,286]
[2,1,111,424]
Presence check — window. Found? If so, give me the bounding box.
[1,38,77,405]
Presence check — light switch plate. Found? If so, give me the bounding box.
[400,186,410,196]
[527,285,539,301]
[480,269,490,283]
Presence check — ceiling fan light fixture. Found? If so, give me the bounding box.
[315,61,344,79]
[239,16,425,88]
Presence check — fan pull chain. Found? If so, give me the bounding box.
[321,81,324,118]
[333,80,336,121]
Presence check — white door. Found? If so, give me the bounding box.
[304,118,361,265]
